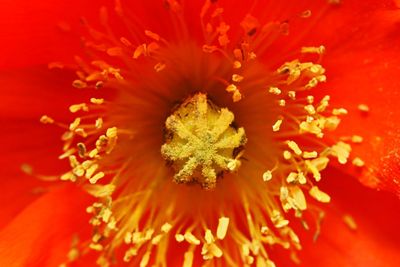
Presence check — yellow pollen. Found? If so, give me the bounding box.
[301,45,326,55]
[343,215,358,230]
[309,186,331,203]
[72,79,88,89]
[288,91,296,100]
[283,150,292,160]
[175,234,185,242]
[233,60,242,69]
[216,217,229,240]
[69,118,81,131]
[40,115,55,124]
[262,170,273,182]
[351,135,363,143]
[183,251,194,267]
[232,74,244,82]
[272,119,283,132]
[287,141,302,155]
[161,93,247,189]
[331,141,351,164]
[352,157,365,167]
[161,223,172,233]
[90,98,105,104]
[358,104,370,113]
[268,86,282,95]
[184,232,201,245]
[332,108,348,115]
[303,151,318,159]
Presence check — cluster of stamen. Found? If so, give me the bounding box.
[38,1,368,267]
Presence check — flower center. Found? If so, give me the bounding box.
[161,93,247,189]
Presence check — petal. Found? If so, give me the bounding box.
[261,0,400,194]
[0,66,99,228]
[270,168,400,267]
[320,5,400,195]
[0,122,65,229]
[0,185,92,267]
[0,65,103,120]
[0,0,112,68]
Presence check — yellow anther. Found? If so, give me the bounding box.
[69,103,89,113]
[106,127,118,138]
[233,60,242,69]
[358,104,370,113]
[288,91,296,100]
[95,118,104,129]
[343,215,357,230]
[304,104,316,115]
[89,171,105,184]
[332,108,348,115]
[161,223,172,233]
[351,135,363,143]
[144,30,161,41]
[262,171,273,182]
[309,186,331,203]
[139,251,151,267]
[183,251,194,267]
[90,98,104,104]
[303,151,318,159]
[184,232,200,245]
[286,172,297,183]
[352,157,365,167]
[299,120,322,137]
[89,243,104,251]
[306,95,314,104]
[85,184,116,198]
[272,119,283,132]
[69,118,81,131]
[283,150,292,160]
[232,74,244,82]
[217,217,229,240]
[85,163,99,179]
[72,80,88,89]
[268,87,281,95]
[154,62,166,72]
[287,141,302,155]
[301,45,325,55]
[331,141,351,164]
[298,172,307,184]
[305,157,329,182]
[271,210,289,228]
[40,115,55,124]
[290,186,307,211]
[204,229,214,244]
[225,84,237,93]
[175,234,185,242]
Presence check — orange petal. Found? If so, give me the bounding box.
[0,184,92,267]
[270,168,400,267]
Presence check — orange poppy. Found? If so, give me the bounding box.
[1,0,400,266]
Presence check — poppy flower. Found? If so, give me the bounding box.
[1,0,400,267]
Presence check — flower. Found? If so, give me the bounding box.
[1,0,400,267]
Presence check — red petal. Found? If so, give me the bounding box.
[271,168,400,267]
[0,0,113,68]
[0,66,99,228]
[319,5,400,195]
[0,66,100,120]
[0,185,92,267]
